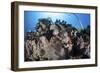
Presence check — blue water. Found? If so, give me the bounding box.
[24,11,90,34]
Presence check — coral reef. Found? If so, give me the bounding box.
[24,18,90,61]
